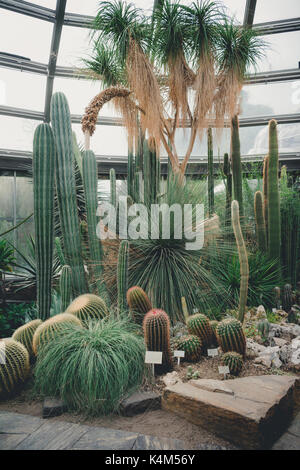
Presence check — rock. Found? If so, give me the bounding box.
[254,355,272,368]
[190,379,234,396]
[120,391,161,417]
[291,337,300,350]
[162,371,182,387]
[272,356,283,369]
[43,398,67,419]
[276,310,288,318]
[246,339,267,358]
[254,346,282,369]
[162,375,300,449]
[269,323,300,341]
[272,337,288,348]
[256,305,267,320]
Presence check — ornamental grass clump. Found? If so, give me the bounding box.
[33,317,146,415]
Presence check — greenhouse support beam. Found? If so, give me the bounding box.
[243,0,257,28]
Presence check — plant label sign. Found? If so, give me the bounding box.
[272,308,277,313]
[218,365,230,379]
[174,350,185,365]
[207,348,218,357]
[145,351,162,376]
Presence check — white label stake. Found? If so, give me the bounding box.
[145,351,163,377]
[174,350,185,366]
[218,365,230,380]
[207,348,218,357]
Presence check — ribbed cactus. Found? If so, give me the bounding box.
[55,237,66,266]
[50,92,88,296]
[127,147,135,199]
[110,168,116,208]
[231,115,243,217]
[12,319,42,359]
[0,339,30,398]
[127,286,152,322]
[187,313,213,347]
[143,309,173,375]
[207,127,214,217]
[223,153,232,226]
[257,319,270,341]
[117,240,129,313]
[232,200,249,323]
[274,286,281,309]
[263,155,269,246]
[181,297,189,322]
[66,293,108,324]
[209,320,219,346]
[60,265,72,312]
[254,191,267,252]
[143,139,159,207]
[175,335,202,362]
[222,351,243,376]
[33,313,82,355]
[216,318,246,356]
[82,150,106,298]
[282,284,293,312]
[267,120,281,261]
[33,123,56,320]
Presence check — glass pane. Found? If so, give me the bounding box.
[65,0,102,16]
[32,0,56,8]
[240,81,300,117]
[240,123,300,155]
[73,123,128,156]
[16,216,34,259]
[0,174,14,219]
[0,115,40,151]
[254,0,300,23]
[16,176,33,219]
[0,10,53,63]
[57,26,91,67]
[0,69,46,111]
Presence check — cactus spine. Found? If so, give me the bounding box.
[254,191,267,252]
[231,115,243,218]
[110,168,116,208]
[267,120,281,262]
[216,318,246,356]
[50,92,88,295]
[143,309,173,374]
[12,319,42,359]
[33,313,82,354]
[207,128,214,217]
[117,240,129,313]
[82,150,106,298]
[60,265,72,312]
[232,200,249,323]
[282,284,293,312]
[33,123,56,320]
[222,351,243,376]
[0,339,30,397]
[66,293,108,324]
[175,335,202,362]
[187,314,213,347]
[223,153,232,226]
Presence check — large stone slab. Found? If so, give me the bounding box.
[162,375,300,449]
[120,391,161,416]
[0,411,42,434]
[71,427,139,450]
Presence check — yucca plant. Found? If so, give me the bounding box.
[34,317,146,415]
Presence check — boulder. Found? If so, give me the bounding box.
[271,337,288,348]
[246,339,267,358]
[162,371,182,387]
[120,391,161,417]
[162,375,300,449]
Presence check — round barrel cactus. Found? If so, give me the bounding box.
[175,335,202,362]
[127,286,152,322]
[0,339,30,398]
[12,319,42,359]
[216,318,246,356]
[222,351,244,376]
[143,309,172,375]
[66,294,108,324]
[187,313,213,347]
[33,313,82,355]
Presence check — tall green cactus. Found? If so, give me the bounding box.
[110,168,116,208]
[127,147,135,199]
[232,200,249,323]
[82,150,106,298]
[117,240,129,313]
[33,123,56,320]
[55,237,65,266]
[143,309,173,375]
[231,116,244,218]
[60,265,72,312]
[254,191,267,252]
[207,127,214,217]
[267,120,281,262]
[263,155,269,246]
[223,153,232,226]
[50,92,88,295]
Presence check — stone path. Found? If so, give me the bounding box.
[0,411,184,450]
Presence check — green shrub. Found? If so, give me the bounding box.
[0,303,34,338]
[34,317,146,415]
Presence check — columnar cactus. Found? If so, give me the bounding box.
[55,237,66,266]
[216,318,246,356]
[209,320,219,346]
[274,286,281,309]
[127,286,152,321]
[127,147,135,199]
[66,293,108,324]
[60,265,72,312]
[50,92,88,295]
[117,240,129,313]
[263,155,269,245]
[82,150,106,298]
[257,319,270,341]
[0,339,30,397]
[232,200,249,323]
[207,127,214,217]
[110,168,117,208]
[187,313,213,347]
[282,284,293,313]
[223,153,232,226]
[222,351,244,376]
[143,140,159,207]
[33,123,56,320]
[12,319,42,359]
[143,309,173,374]
[267,120,281,262]
[181,297,189,322]
[175,335,202,362]
[231,115,243,217]
[254,191,267,252]
[33,313,82,354]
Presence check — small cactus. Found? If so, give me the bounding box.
[257,319,270,341]
[187,314,213,347]
[216,318,246,357]
[143,309,172,375]
[274,286,281,309]
[33,313,82,354]
[175,335,202,362]
[66,293,108,324]
[282,284,293,313]
[60,265,72,312]
[222,351,244,376]
[0,338,30,397]
[127,286,152,322]
[12,319,42,359]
